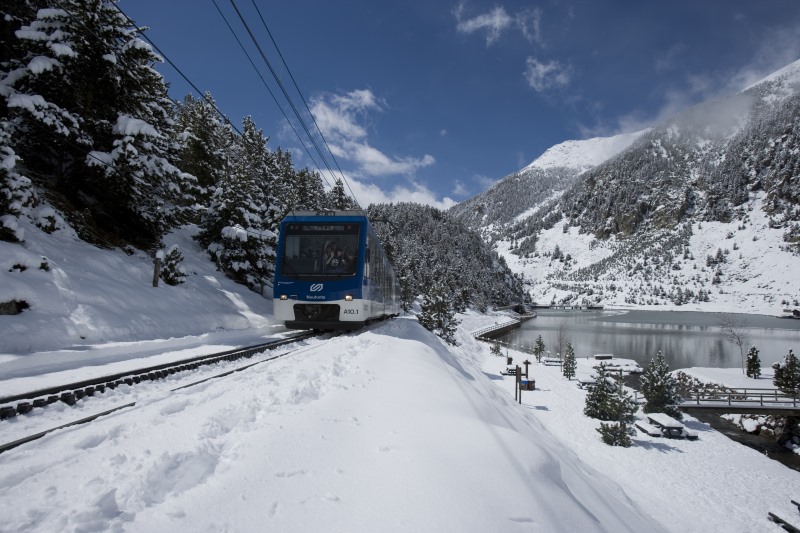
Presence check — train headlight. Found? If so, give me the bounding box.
[345,295,353,301]
[280,295,288,300]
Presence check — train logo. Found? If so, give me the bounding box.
[310,283,324,292]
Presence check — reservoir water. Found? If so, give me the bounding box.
[502,309,800,370]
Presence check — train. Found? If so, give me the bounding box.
[273,210,402,330]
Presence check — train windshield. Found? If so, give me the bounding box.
[280,222,360,277]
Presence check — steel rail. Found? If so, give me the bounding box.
[0,332,316,419]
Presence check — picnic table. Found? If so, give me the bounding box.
[635,413,698,440]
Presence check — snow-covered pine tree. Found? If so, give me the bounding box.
[196,116,277,293]
[158,244,187,285]
[328,178,357,210]
[584,365,638,422]
[173,92,233,212]
[639,350,682,419]
[773,349,800,395]
[562,341,577,380]
[6,0,191,246]
[0,127,35,243]
[288,167,326,211]
[596,371,638,447]
[533,334,545,363]
[745,345,761,379]
[0,2,39,242]
[584,365,615,420]
[418,280,460,345]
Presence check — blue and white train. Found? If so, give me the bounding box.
[273,210,401,330]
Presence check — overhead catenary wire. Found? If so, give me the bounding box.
[209,0,333,191]
[47,0,359,213]
[112,2,243,137]
[224,0,361,209]
[223,0,339,186]
[247,0,360,206]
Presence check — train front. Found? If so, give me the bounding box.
[273,213,367,330]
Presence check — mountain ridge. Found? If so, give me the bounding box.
[451,58,800,313]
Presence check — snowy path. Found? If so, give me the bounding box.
[1,319,660,532]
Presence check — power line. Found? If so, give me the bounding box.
[247,0,360,207]
[224,1,336,181]
[209,0,333,190]
[111,2,242,137]
[224,0,361,208]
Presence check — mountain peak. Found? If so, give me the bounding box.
[523,129,647,173]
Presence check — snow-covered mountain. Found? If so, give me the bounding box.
[452,59,800,314]
[522,130,646,173]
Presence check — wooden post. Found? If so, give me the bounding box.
[523,359,531,378]
[152,257,161,287]
[517,366,522,404]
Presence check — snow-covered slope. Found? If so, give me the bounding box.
[522,129,646,173]
[0,220,276,355]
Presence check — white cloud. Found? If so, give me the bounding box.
[342,175,457,210]
[515,8,543,44]
[454,3,513,46]
[474,174,499,191]
[308,89,435,178]
[523,57,571,92]
[454,3,543,46]
[452,180,468,197]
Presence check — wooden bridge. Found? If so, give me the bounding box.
[679,388,800,416]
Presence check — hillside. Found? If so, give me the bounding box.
[452,59,800,314]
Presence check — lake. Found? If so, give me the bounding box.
[501,309,800,371]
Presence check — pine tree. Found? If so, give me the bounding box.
[490,342,502,357]
[773,349,800,395]
[584,366,616,420]
[173,92,233,211]
[0,127,36,242]
[328,178,357,210]
[0,2,39,242]
[533,334,545,363]
[597,420,633,447]
[5,0,190,246]
[159,244,187,285]
[745,346,761,379]
[594,372,638,447]
[418,281,460,345]
[197,116,278,293]
[639,350,682,419]
[584,366,638,422]
[562,341,577,380]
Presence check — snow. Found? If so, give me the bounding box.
[27,56,60,74]
[523,129,647,173]
[114,115,159,137]
[498,190,800,315]
[1,220,799,532]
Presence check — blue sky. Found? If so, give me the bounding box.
[121,0,800,209]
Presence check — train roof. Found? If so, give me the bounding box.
[281,210,369,221]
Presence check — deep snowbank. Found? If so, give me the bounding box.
[0,223,275,355]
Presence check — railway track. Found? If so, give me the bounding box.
[0,331,320,453]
